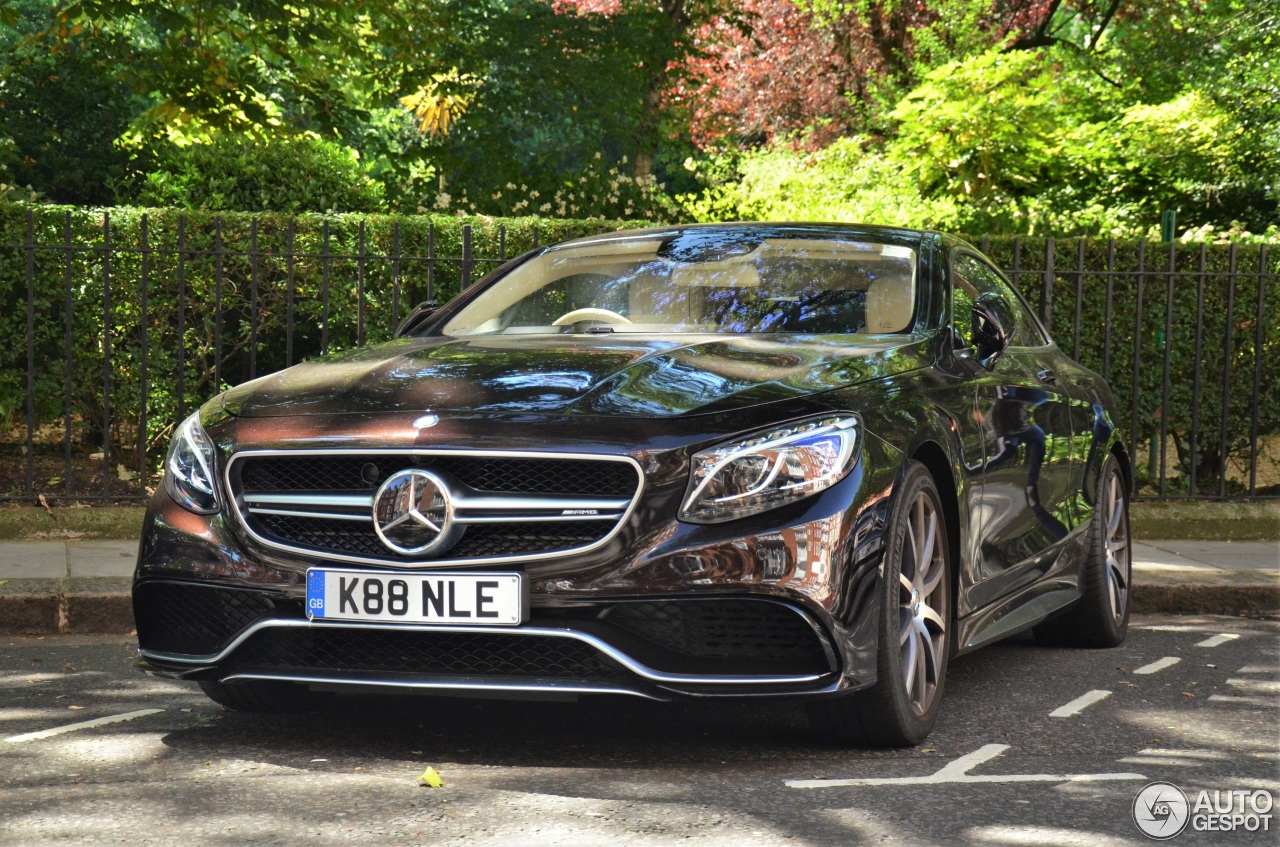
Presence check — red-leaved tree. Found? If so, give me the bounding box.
[556,1,1129,156]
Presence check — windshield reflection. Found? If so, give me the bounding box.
[441,231,918,337]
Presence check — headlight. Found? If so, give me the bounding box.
[680,416,859,524]
[163,412,220,514]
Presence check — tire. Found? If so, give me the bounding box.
[198,679,313,712]
[809,460,951,747]
[1034,453,1131,648]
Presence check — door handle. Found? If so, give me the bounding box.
[1037,369,1058,385]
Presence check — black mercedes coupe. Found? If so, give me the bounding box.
[134,224,1133,746]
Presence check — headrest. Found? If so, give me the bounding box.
[864,277,914,334]
[670,260,761,289]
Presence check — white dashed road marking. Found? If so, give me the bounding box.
[1049,689,1111,717]
[1133,656,1181,675]
[1196,633,1240,648]
[1225,677,1280,694]
[1207,695,1273,707]
[3,709,164,743]
[965,825,1145,846]
[785,744,1145,788]
[1119,748,1232,767]
[1205,672,1279,707]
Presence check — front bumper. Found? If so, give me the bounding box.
[135,589,843,701]
[134,420,903,701]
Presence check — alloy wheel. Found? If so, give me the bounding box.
[1101,470,1131,625]
[898,491,948,716]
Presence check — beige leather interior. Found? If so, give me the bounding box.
[630,261,761,325]
[628,275,688,324]
[670,260,761,289]
[864,276,914,333]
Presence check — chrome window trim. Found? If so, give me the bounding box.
[224,448,645,569]
[139,617,830,686]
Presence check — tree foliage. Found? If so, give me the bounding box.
[0,0,141,203]
[33,0,430,138]
[0,0,1274,235]
[680,0,1278,236]
[0,1,457,208]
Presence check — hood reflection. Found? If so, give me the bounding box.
[220,334,928,419]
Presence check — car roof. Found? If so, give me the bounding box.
[552,222,937,251]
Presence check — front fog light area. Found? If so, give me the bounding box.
[163,412,220,514]
[680,416,859,523]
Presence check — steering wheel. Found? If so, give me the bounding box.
[551,307,633,327]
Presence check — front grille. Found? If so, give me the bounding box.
[239,455,638,498]
[230,451,641,565]
[252,514,605,560]
[230,627,627,681]
[447,524,607,559]
[602,600,830,668]
[134,582,295,655]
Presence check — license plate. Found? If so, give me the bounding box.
[306,569,524,626]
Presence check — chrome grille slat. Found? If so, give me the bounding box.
[227,449,643,568]
[242,491,632,520]
[453,493,633,514]
[243,493,374,508]
[246,507,374,522]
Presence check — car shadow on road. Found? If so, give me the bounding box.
[152,621,1169,774]
[155,691,839,769]
[153,639,1052,772]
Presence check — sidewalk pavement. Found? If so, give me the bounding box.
[0,539,1276,635]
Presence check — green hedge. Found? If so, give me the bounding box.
[0,204,651,472]
[0,205,1275,498]
[131,135,388,215]
[978,236,1278,495]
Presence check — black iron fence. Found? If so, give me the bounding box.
[0,204,1275,502]
[979,236,1276,501]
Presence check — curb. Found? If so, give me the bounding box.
[1,579,135,636]
[1131,583,1280,617]
[0,594,135,635]
[2,583,1276,636]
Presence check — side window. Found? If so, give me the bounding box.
[951,253,1048,348]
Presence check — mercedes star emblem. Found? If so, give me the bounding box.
[372,469,458,555]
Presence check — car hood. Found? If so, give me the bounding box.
[220,334,928,419]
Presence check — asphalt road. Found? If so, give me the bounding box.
[2,614,1277,846]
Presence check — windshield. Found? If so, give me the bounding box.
[440,231,918,337]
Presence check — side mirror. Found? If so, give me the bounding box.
[971,293,1013,368]
[394,300,439,338]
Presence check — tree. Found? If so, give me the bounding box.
[675,0,1276,237]
[411,0,675,217]
[0,1,454,207]
[672,1,1163,152]
[552,0,742,177]
[26,1,435,138]
[0,1,142,203]
[670,0,857,148]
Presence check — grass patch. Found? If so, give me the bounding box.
[0,505,146,541]
[1131,500,1280,541]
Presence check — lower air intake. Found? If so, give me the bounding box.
[229,628,627,681]
[133,581,292,655]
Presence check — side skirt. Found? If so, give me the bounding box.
[953,524,1089,655]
